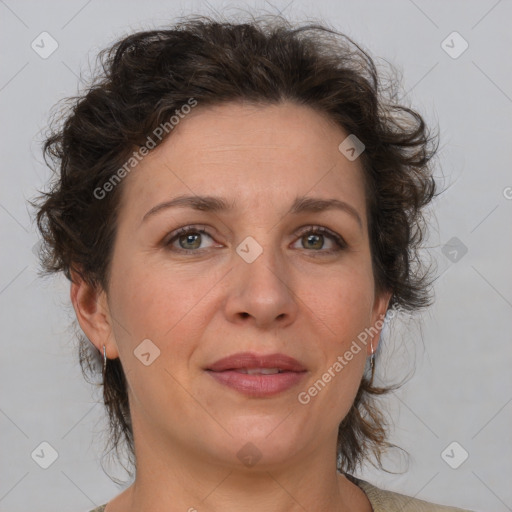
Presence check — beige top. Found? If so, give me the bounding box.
[87,476,475,511]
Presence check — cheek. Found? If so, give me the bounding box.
[108,254,220,361]
[106,259,214,423]
[308,265,375,341]
[303,267,373,406]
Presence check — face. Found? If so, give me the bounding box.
[74,101,390,471]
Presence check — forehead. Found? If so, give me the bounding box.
[117,101,368,223]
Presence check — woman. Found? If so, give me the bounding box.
[33,14,476,512]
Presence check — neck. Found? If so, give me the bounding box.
[105,420,372,512]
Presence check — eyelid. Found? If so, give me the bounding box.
[163,224,213,246]
[163,223,347,253]
[293,225,347,252]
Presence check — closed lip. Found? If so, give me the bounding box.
[205,352,307,372]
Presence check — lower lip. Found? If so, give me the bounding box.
[206,370,307,397]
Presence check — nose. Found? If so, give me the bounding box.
[223,238,299,329]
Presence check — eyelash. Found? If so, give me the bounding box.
[164,224,347,256]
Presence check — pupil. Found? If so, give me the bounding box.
[181,233,200,249]
[179,232,324,251]
[306,234,322,250]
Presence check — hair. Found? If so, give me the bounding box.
[32,13,439,480]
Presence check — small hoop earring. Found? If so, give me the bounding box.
[369,340,375,385]
[102,345,107,377]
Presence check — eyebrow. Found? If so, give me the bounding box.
[141,194,363,229]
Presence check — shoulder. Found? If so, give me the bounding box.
[88,506,106,512]
[351,477,476,512]
[85,481,478,512]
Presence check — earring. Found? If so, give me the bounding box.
[369,340,375,385]
[102,345,107,377]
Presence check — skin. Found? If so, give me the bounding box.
[71,101,391,512]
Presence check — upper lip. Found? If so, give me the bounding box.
[206,352,307,372]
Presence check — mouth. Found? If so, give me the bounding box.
[225,368,285,374]
[205,352,307,397]
[206,351,307,373]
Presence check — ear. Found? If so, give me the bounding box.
[367,289,392,356]
[69,269,119,359]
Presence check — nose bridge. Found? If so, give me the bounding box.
[235,227,285,289]
[227,226,297,325]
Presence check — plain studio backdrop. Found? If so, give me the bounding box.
[0,1,511,511]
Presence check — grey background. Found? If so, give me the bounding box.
[1,0,511,511]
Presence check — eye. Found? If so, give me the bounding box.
[164,225,216,253]
[292,226,347,255]
[163,225,347,255]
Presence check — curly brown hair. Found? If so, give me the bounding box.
[32,13,439,480]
